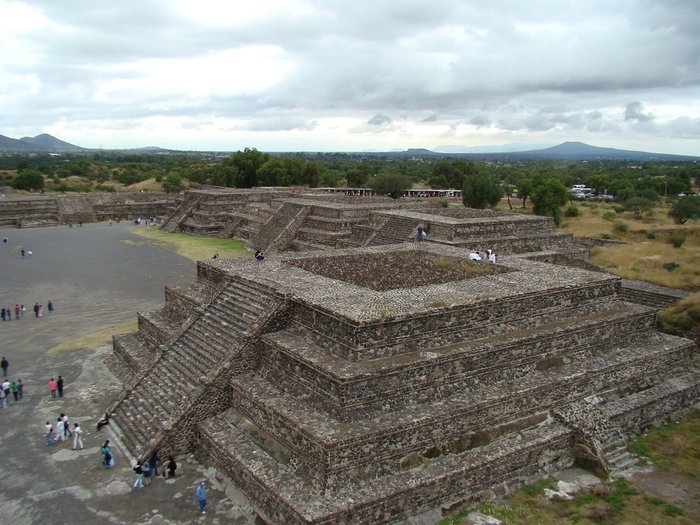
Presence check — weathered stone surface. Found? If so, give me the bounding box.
[106,196,698,524]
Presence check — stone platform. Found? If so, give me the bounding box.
[106,242,699,524]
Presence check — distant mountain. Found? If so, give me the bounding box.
[398,141,699,161]
[0,133,84,153]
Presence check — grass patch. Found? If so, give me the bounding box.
[659,292,700,337]
[47,320,137,355]
[130,228,250,262]
[629,409,700,478]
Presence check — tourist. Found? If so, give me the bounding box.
[2,379,9,398]
[255,250,265,263]
[488,251,497,264]
[101,440,113,467]
[20,305,25,318]
[57,375,64,397]
[148,449,160,477]
[45,421,53,445]
[72,423,83,450]
[0,387,6,409]
[468,251,481,261]
[2,236,6,244]
[27,249,32,256]
[33,303,39,318]
[21,249,25,257]
[166,455,177,478]
[10,381,19,401]
[38,304,44,317]
[48,301,54,315]
[1,357,8,377]
[132,460,145,489]
[14,304,20,320]
[1,308,5,321]
[416,225,424,242]
[196,481,207,514]
[17,378,23,399]
[54,417,65,442]
[96,412,110,431]
[48,377,58,398]
[62,413,72,437]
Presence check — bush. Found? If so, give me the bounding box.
[613,205,626,214]
[645,231,657,239]
[564,206,580,217]
[602,210,617,221]
[613,221,629,233]
[662,262,680,272]
[669,231,686,248]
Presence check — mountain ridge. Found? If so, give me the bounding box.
[0,133,697,161]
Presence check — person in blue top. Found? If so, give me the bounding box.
[196,481,207,514]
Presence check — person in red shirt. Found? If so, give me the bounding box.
[48,377,58,398]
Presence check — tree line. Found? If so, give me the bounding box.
[2,150,699,225]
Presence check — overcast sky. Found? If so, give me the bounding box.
[1,0,699,154]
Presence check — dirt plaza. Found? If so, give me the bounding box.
[0,223,257,524]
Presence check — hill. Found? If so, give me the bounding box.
[0,133,85,153]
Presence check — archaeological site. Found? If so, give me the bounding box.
[34,187,696,524]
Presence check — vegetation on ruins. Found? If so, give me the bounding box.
[441,409,700,524]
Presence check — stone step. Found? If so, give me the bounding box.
[260,304,657,418]
[230,334,690,480]
[290,239,327,252]
[198,410,573,525]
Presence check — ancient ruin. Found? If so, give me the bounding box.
[106,189,698,524]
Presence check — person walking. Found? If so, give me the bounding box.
[57,376,64,397]
[72,423,83,450]
[54,417,65,442]
[101,440,113,467]
[62,413,72,437]
[48,301,54,315]
[14,304,20,320]
[0,387,6,409]
[133,460,145,489]
[33,303,39,318]
[148,449,160,477]
[1,357,8,377]
[17,379,23,399]
[196,481,207,514]
[2,379,10,399]
[45,421,53,445]
[10,381,19,401]
[48,378,57,398]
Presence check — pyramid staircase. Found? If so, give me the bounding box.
[192,272,697,523]
[161,194,202,232]
[109,276,285,461]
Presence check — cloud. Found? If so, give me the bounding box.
[624,101,654,122]
[0,0,698,153]
[367,114,392,126]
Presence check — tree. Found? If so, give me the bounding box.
[161,172,184,193]
[530,174,569,226]
[462,172,502,209]
[221,147,269,188]
[369,172,411,199]
[668,196,700,224]
[346,166,369,187]
[11,170,44,191]
[515,176,533,208]
[429,160,477,189]
[624,196,656,219]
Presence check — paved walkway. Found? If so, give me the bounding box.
[0,223,256,524]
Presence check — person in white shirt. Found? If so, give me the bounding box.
[45,421,53,445]
[488,251,497,263]
[54,417,65,442]
[468,251,481,261]
[72,423,83,450]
